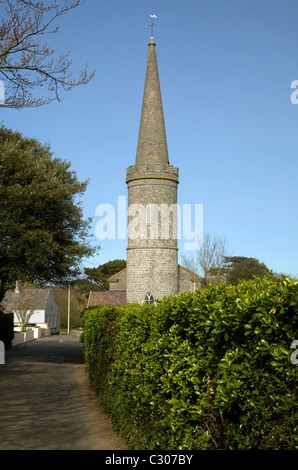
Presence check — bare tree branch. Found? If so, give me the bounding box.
[181,232,230,285]
[0,0,95,108]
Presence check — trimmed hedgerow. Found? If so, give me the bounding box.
[83,277,298,450]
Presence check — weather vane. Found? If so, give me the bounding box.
[146,14,158,37]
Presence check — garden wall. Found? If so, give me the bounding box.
[12,329,35,346]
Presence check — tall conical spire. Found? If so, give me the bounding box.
[135,36,169,169]
[125,30,179,304]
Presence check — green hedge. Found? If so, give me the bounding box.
[83,276,298,450]
[0,311,14,349]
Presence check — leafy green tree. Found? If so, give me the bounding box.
[223,256,269,285]
[83,259,127,292]
[0,126,97,302]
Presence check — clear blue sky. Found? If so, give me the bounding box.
[2,0,298,277]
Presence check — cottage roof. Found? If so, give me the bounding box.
[3,288,52,311]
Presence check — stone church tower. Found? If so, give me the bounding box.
[126,36,179,304]
[88,34,205,309]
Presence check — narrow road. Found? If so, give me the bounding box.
[0,335,126,450]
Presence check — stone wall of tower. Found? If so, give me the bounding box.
[126,248,178,303]
[126,165,179,303]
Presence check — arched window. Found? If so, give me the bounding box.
[145,292,154,304]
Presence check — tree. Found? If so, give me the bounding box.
[52,285,87,330]
[0,0,95,108]
[83,259,127,292]
[0,126,97,302]
[181,232,229,285]
[222,256,269,285]
[11,283,34,331]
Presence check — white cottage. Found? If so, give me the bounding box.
[3,287,60,329]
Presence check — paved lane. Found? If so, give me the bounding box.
[0,335,126,450]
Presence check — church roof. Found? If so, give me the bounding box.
[135,36,169,170]
[108,266,205,283]
[107,267,127,281]
[178,265,205,281]
[87,291,127,307]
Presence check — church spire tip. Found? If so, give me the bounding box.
[134,19,169,169]
[147,14,158,42]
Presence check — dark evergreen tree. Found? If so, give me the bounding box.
[223,256,269,285]
[83,259,127,291]
[0,126,96,301]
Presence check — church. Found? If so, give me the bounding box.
[88,32,204,308]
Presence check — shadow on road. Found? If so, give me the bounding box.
[0,335,126,450]
[4,335,84,365]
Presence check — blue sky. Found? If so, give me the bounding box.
[2,0,298,277]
